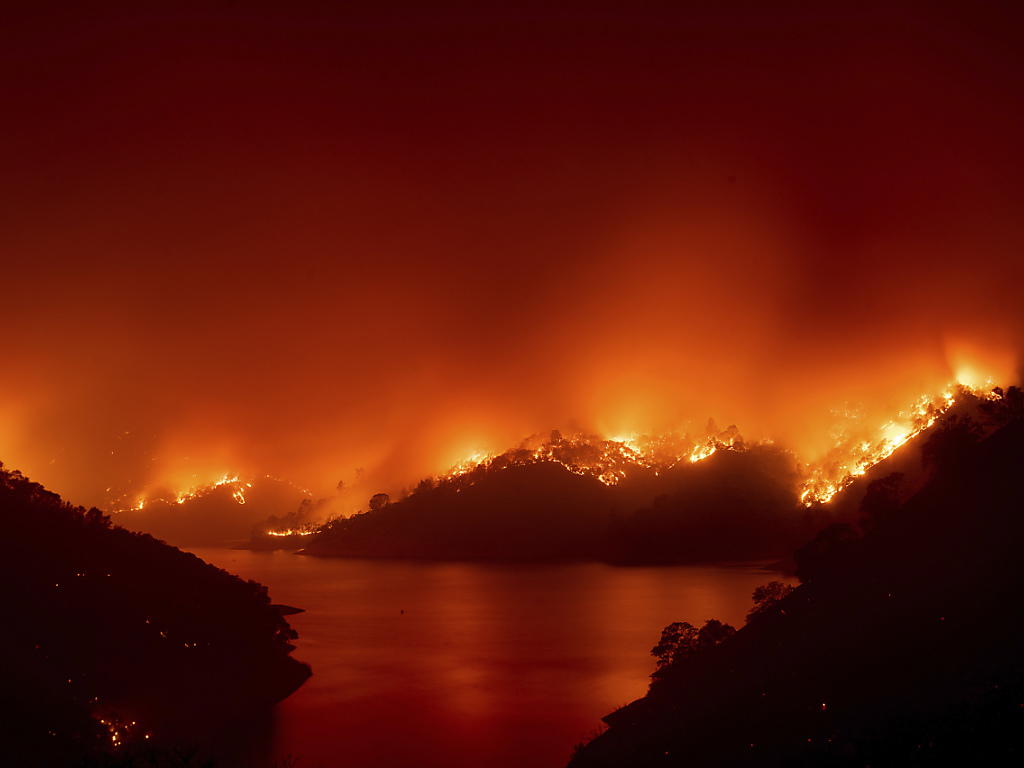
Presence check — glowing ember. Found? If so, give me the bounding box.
[95,714,142,749]
[111,381,1001,521]
[441,432,664,487]
[111,474,308,514]
[436,381,995,506]
[796,384,978,505]
[440,428,742,488]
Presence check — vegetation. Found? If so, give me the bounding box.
[303,438,808,564]
[919,413,984,472]
[744,580,794,623]
[567,417,1024,767]
[650,620,736,685]
[978,384,1024,427]
[0,463,311,768]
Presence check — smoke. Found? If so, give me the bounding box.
[2,1,1023,515]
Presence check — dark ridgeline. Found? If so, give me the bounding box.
[302,438,813,564]
[0,463,311,768]
[568,405,1024,767]
[304,459,617,561]
[298,390,993,568]
[111,476,310,549]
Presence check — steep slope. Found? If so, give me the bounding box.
[567,420,1024,767]
[0,462,311,768]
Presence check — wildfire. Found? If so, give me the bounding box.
[438,381,994,506]
[111,473,312,513]
[447,451,495,478]
[689,441,719,463]
[797,386,970,505]
[267,528,317,537]
[111,381,999,521]
[442,430,711,488]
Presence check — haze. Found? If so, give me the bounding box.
[3,1,1023,510]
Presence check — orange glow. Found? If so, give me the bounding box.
[0,3,1021,514]
[106,378,1003,522]
[796,386,967,505]
[437,432,668,488]
[945,335,1018,391]
[414,380,991,508]
[114,474,308,516]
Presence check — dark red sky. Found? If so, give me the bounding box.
[3,0,1023,508]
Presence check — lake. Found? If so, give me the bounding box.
[191,548,786,768]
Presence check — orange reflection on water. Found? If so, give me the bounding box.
[194,549,785,768]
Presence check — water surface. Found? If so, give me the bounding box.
[193,549,783,768]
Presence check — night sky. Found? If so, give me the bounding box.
[3,0,1023,509]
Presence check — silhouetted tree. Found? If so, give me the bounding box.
[697,618,736,648]
[84,507,112,528]
[651,621,699,672]
[979,385,1024,428]
[651,619,735,681]
[368,492,390,511]
[746,580,795,623]
[920,414,983,473]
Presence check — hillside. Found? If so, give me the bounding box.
[110,475,310,548]
[0,462,312,768]
[302,441,809,563]
[567,416,1024,767]
[300,389,989,565]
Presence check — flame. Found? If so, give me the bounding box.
[447,450,495,478]
[436,380,995,506]
[112,474,305,513]
[795,382,983,505]
[111,380,1000,521]
[689,441,718,463]
[441,431,696,488]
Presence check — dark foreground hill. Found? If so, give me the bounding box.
[0,462,311,768]
[567,419,1024,767]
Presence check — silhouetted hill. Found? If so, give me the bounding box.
[0,462,311,768]
[567,418,1024,767]
[111,476,310,548]
[305,460,616,560]
[606,445,805,564]
[303,442,807,563]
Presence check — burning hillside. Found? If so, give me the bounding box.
[431,380,986,508]
[113,381,998,554]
